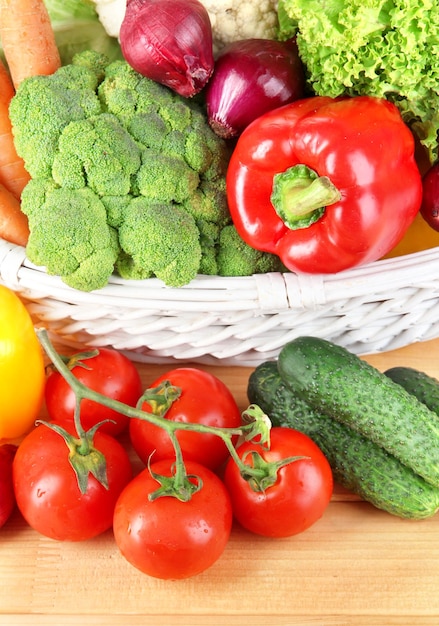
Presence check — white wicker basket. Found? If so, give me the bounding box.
[1,236,439,366]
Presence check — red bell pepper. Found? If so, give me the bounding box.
[226,95,423,274]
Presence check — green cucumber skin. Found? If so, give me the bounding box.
[247,361,439,519]
[277,336,439,488]
[385,366,439,415]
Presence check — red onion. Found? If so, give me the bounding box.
[120,0,214,98]
[421,162,439,232]
[206,38,306,139]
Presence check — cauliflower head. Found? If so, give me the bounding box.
[203,0,280,53]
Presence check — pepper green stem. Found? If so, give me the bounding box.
[271,164,341,229]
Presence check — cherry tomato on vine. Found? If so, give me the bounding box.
[13,423,133,541]
[129,368,242,471]
[223,427,333,538]
[0,285,45,440]
[0,444,17,528]
[45,348,143,437]
[113,459,233,579]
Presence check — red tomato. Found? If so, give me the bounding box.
[113,459,233,579]
[223,427,333,538]
[45,348,143,437]
[0,444,16,528]
[13,424,133,541]
[129,368,242,471]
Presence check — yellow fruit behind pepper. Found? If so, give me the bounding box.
[382,212,439,259]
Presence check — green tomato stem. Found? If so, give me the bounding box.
[36,419,110,493]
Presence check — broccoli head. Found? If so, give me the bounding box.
[10,50,275,291]
[21,180,120,291]
[116,197,202,287]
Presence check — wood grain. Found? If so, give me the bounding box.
[1,338,439,624]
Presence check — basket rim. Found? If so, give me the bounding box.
[2,237,439,364]
[1,236,439,309]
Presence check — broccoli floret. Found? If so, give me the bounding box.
[136,149,199,203]
[127,111,168,149]
[190,109,231,181]
[52,113,141,195]
[101,194,134,229]
[21,180,119,291]
[116,197,202,287]
[70,49,110,82]
[217,224,285,276]
[98,59,172,126]
[184,179,230,227]
[9,56,104,179]
[9,51,249,290]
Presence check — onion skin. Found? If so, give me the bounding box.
[421,162,439,232]
[120,0,214,98]
[206,38,306,139]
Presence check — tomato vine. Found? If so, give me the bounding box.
[36,327,275,500]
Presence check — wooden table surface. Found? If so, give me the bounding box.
[1,338,439,626]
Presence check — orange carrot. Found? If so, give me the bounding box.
[0,58,31,199]
[0,0,61,89]
[0,181,29,246]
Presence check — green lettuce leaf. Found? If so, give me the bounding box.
[278,0,439,163]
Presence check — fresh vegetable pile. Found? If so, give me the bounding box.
[2,0,439,589]
[8,48,285,291]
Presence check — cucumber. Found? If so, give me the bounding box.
[247,361,439,519]
[385,366,439,415]
[277,336,439,488]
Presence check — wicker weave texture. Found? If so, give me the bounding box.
[1,238,439,365]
